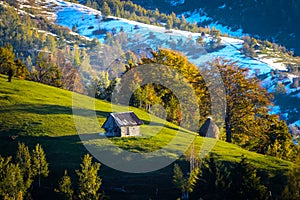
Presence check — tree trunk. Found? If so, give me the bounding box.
[225,109,232,143]
[225,121,232,143]
[38,170,41,188]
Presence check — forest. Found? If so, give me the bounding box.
[132,0,300,55]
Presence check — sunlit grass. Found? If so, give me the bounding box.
[0,74,294,173]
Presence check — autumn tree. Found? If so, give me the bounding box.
[255,114,299,161]
[32,52,62,87]
[0,44,16,81]
[140,49,209,129]
[14,59,29,80]
[76,154,102,200]
[73,44,81,67]
[204,59,271,144]
[31,144,49,188]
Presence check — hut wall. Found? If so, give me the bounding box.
[120,126,140,137]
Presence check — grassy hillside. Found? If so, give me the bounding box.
[0,75,294,199]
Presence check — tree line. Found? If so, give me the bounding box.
[0,143,104,200]
[84,0,211,34]
[173,155,300,200]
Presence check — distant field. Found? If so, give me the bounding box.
[0,75,293,199]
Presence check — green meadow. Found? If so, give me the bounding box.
[0,75,293,199]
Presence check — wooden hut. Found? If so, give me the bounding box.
[102,112,143,137]
[199,117,220,139]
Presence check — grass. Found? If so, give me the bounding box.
[257,47,300,66]
[0,75,294,199]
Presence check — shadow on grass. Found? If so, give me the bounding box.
[0,133,180,200]
[0,103,112,117]
[143,119,195,135]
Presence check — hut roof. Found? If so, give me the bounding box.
[107,112,144,127]
[199,118,220,139]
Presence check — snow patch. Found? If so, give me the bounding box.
[169,0,185,6]
[294,120,300,127]
[218,4,226,9]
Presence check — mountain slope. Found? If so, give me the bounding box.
[0,74,293,169]
[132,0,300,56]
[0,74,294,199]
[51,0,300,139]
[2,0,298,141]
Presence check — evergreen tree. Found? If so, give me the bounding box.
[56,170,73,200]
[0,162,25,200]
[0,156,11,186]
[76,154,102,200]
[198,157,231,200]
[16,143,33,192]
[101,2,111,18]
[166,18,173,30]
[229,156,269,200]
[173,164,199,199]
[281,157,300,200]
[31,144,49,188]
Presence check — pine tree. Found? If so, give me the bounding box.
[281,157,300,200]
[56,170,73,200]
[199,157,231,200]
[166,18,173,30]
[16,143,33,192]
[230,156,269,200]
[0,156,11,185]
[76,154,102,200]
[173,164,185,194]
[101,2,111,18]
[173,164,199,199]
[31,144,49,188]
[0,162,25,200]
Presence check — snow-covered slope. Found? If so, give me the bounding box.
[49,0,288,75]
